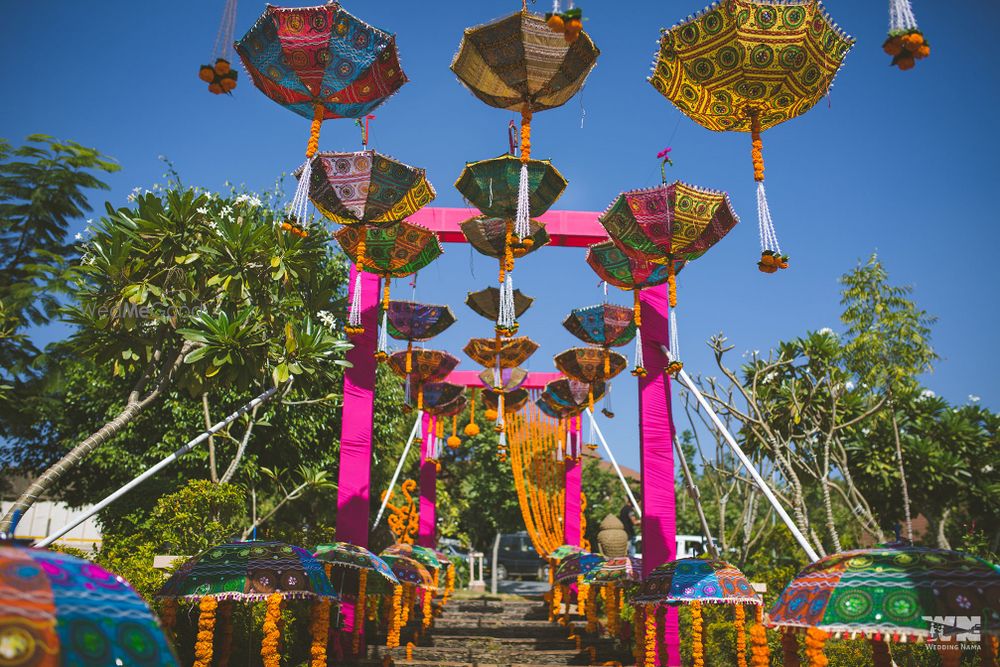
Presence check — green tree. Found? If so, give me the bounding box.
[1,188,351,532]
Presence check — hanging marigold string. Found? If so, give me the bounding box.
[422,585,433,628]
[804,627,829,667]
[691,600,705,667]
[643,607,657,667]
[442,565,455,606]
[193,596,218,667]
[585,584,598,634]
[310,598,331,667]
[734,604,748,667]
[387,584,403,648]
[464,389,481,436]
[508,400,566,558]
[631,290,646,377]
[353,570,368,654]
[261,593,282,667]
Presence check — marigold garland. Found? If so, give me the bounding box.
[159,598,177,635]
[734,604,748,667]
[804,627,829,667]
[422,586,433,629]
[585,583,598,634]
[216,600,234,667]
[353,569,368,655]
[387,584,403,648]
[309,598,331,667]
[193,596,218,667]
[691,600,705,667]
[551,581,563,621]
[605,586,620,637]
[578,577,589,616]
[749,620,770,666]
[442,566,455,606]
[261,592,283,667]
[644,606,657,667]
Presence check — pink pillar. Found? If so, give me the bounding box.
[563,416,582,546]
[638,284,680,666]
[335,267,380,636]
[417,413,437,548]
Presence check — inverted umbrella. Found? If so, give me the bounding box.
[483,388,530,415]
[465,337,538,369]
[545,378,606,412]
[387,349,460,411]
[418,382,466,414]
[466,286,534,336]
[555,347,627,418]
[380,299,456,361]
[305,150,435,225]
[563,303,637,349]
[648,0,853,269]
[0,544,179,666]
[479,366,528,392]
[462,216,550,259]
[236,3,408,223]
[335,221,443,334]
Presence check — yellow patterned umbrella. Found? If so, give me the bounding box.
[648,0,853,271]
[464,337,538,369]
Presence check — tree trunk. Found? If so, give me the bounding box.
[889,399,914,541]
[219,404,261,484]
[203,393,219,483]
[936,507,952,550]
[0,345,189,533]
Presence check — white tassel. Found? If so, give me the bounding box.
[498,273,516,333]
[348,271,364,329]
[633,328,645,374]
[756,181,781,255]
[515,163,531,241]
[669,310,681,363]
[289,158,313,224]
[377,310,389,357]
[497,392,505,428]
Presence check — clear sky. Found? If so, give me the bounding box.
[3,0,997,472]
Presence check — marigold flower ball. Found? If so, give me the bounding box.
[547,15,565,33]
[447,435,461,449]
[463,422,480,437]
[199,66,216,83]
[208,82,223,95]
[484,408,498,421]
[214,58,232,75]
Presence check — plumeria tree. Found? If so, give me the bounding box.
[0,187,351,532]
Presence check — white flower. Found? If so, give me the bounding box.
[220,205,232,217]
[74,233,83,241]
[126,193,136,202]
[317,310,337,330]
[920,389,936,400]
[984,464,994,474]
[968,395,981,404]
[845,381,855,391]
[197,207,208,215]
[818,327,837,338]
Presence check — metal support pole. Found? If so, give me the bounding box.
[584,408,642,519]
[673,435,718,559]
[662,345,821,563]
[372,412,423,529]
[36,385,281,548]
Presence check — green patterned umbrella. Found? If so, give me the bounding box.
[381,544,441,571]
[455,154,567,220]
[461,216,550,259]
[314,542,399,587]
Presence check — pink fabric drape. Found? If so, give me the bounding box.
[638,284,680,666]
[564,416,582,546]
[418,413,436,548]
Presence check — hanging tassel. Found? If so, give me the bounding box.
[666,309,683,376]
[494,391,505,434]
[465,389,480,436]
[376,310,389,362]
[346,233,367,335]
[289,102,325,225]
[448,414,461,448]
[498,272,516,336]
[515,103,533,243]
[691,600,705,667]
[631,290,646,377]
[602,383,614,419]
[750,113,787,273]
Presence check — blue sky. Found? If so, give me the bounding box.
[2,0,997,472]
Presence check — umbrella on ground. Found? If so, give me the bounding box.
[555,552,606,584]
[314,542,398,588]
[379,554,434,589]
[550,544,587,561]
[0,543,179,666]
[584,556,643,585]
[648,0,853,269]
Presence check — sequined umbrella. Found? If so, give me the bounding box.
[336,221,443,334]
[554,347,626,416]
[379,554,434,589]
[380,300,456,361]
[586,240,685,376]
[236,4,408,223]
[387,349,460,412]
[545,378,606,412]
[550,544,587,561]
[563,304,637,349]
[313,543,398,588]
[483,388,530,415]
[537,391,579,420]
[479,367,528,392]
[466,286,534,335]
[584,556,643,586]
[648,0,853,269]
[769,545,1000,641]
[555,552,606,584]
[0,543,179,666]
[304,150,435,225]
[417,382,466,414]
[465,337,538,369]
[461,216,550,258]
[382,544,442,571]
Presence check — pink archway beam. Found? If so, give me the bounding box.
[408,207,609,247]
[443,370,564,389]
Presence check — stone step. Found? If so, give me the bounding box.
[427,635,619,651]
[386,646,630,666]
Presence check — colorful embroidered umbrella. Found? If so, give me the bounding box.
[769,545,1000,640]
[335,221,443,334]
[631,558,760,606]
[479,366,528,392]
[483,388,530,415]
[584,556,643,586]
[0,544,179,666]
[456,156,567,222]
[461,216,550,258]
[379,555,434,588]
[305,150,435,225]
[563,304,637,349]
[417,382,466,414]
[648,0,853,269]
[382,544,442,571]
[387,349,460,412]
[466,286,534,336]
[313,543,398,587]
[586,240,685,376]
[537,391,579,420]
[555,552,606,584]
[236,3,408,223]
[555,348,627,384]
[464,337,538,369]
[544,378,606,412]
[550,544,588,561]
[380,300,457,362]
[159,541,335,601]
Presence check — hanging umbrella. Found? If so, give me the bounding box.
[305,150,435,225]
[313,542,398,588]
[555,348,627,384]
[483,388,530,414]
[545,378,606,412]
[386,301,456,342]
[464,337,538,369]
[335,221,443,334]
[537,391,579,420]
[648,0,853,269]
[160,541,335,601]
[455,156,567,222]
[382,544,442,571]
[0,543,179,666]
[466,286,534,336]
[461,216,551,258]
[479,366,528,392]
[555,552,606,584]
[562,304,637,349]
[769,545,1000,640]
[387,349,459,412]
[586,240,685,376]
[236,3,408,223]
[584,556,643,586]
[379,555,434,588]
[418,382,466,413]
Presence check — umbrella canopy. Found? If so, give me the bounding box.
[648,0,853,133]
[555,348,628,383]
[585,240,681,291]
[631,557,761,607]
[305,150,435,225]
[382,544,442,571]
[313,542,399,588]
[236,4,407,121]
[427,394,468,418]
[537,391,579,419]
[555,552,606,584]
[769,545,1000,640]
[379,555,434,588]
[386,301,457,342]
[545,378,606,410]
[562,304,637,348]
[0,544,179,666]
[419,383,466,412]
[599,181,739,263]
[455,155,567,220]
[159,541,336,602]
[387,350,459,384]
[466,286,534,321]
[584,556,643,586]
[450,11,599,113]
[336,221,442,279]
[464,337,539,368]
[550,544,588,561]
[461,216,550,258]
[483,388,530,414]
[479,367,528,392]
